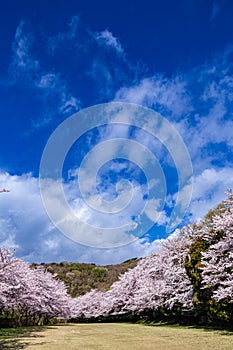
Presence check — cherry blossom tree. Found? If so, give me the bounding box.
[72,227,197,321]
[71,290,105,319]
[183,191,233,325]
[201,192,233,303]
[0,247,73,325]
[131,230,195,316]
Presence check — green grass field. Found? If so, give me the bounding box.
[0,323,232,349]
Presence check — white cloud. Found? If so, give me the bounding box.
[40,172,147,248]
[95,29,124,56]
[0,171,164,264]
[144,198,168,225]
[189,167,233,222]
[114,76,192,117]
[0,172,49,257]
[59,95,80,114]
[1,166,231,264]
[37,73,59,89]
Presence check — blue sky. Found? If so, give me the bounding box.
[1,0,233,264]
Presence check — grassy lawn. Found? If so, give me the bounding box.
[0,326,45,349]
[1,323,233,349]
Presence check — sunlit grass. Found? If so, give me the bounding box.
[5,323,233,350]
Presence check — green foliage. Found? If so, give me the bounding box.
[184,198,233,326]
[185,235,210,294]
[31,259,139,297]
[0,316,16,328]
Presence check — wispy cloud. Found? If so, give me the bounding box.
[36,72,80,115]
[11,20,39,76]
[113,47,233,223]
[10,21,80,130]
[3,14,233,264]
[11,17,132,114]
[94,29,124,56]
[87,59,114,99]
[210,2,220,22]
[114,47,233,164]
[47,15,80,54]
[114,76,192,118]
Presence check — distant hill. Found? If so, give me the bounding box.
[31,258,139,297]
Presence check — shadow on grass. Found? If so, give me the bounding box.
[0,338,34,349]
[185,325,233,336]
[0,326,55,349]
[136,320,233,335]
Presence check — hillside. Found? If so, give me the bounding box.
[31,258,139,297]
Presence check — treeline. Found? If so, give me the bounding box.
[70,192,233,328]
[0,192,232,328]
[0,247,137,327]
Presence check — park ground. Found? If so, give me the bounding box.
[0,323,232,349]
